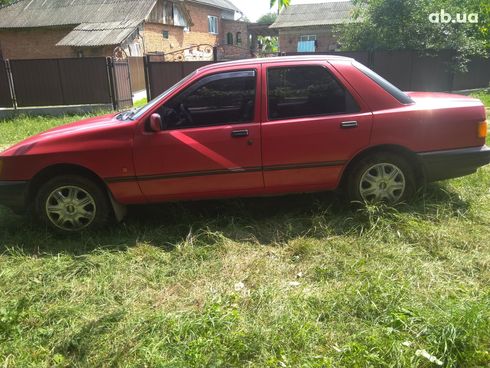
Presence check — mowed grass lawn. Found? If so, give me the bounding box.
[0,101,489,367]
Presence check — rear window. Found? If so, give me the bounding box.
[353,61,414,105]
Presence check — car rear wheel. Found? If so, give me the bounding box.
[35,175,110,232]
[347,153,415,204]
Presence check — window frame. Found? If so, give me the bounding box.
[162,69,259,130]
[226,32,234,45]
[299,35,317,42]
[265,64,360,121]
[353,61,414,105]
[208,15,219,34]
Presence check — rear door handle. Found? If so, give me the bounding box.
[231,129,249,137]
[340,121,358,128]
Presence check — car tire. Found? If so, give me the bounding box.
[34,175,111,232]
[346,153,415,204]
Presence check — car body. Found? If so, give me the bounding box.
[0,55,489,231]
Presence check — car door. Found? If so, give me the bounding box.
[132,68,264,202]
[261,61,373,191]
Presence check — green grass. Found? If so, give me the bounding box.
[1,114,490,367]
[133,97,148,108]
[470,89,490,107]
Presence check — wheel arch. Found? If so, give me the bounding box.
[340,144,425,189]
[27,164,126,221]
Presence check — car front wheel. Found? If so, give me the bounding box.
[35,175,110,232]
[347,153,415,204]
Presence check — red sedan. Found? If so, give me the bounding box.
[0,56,488,232]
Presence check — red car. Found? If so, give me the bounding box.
[0,56,489,232]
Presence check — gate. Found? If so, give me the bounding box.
[8,57,112,107]
[110,59,133,109]
[0,60,13,107]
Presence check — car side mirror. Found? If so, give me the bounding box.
[149,113,164,132]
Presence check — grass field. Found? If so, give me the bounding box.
[0,97,489,367]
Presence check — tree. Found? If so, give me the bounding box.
[258,36,279,53]
[337,0,489,71]
[0,0,12,6]
[270,0,290,14]
[257,12,277,25]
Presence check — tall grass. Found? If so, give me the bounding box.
[0,114,489,367]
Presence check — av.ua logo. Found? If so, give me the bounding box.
[429,9,479,23]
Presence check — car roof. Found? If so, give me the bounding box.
[197,55,354,73]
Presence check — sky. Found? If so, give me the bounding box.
[230,0,349,22]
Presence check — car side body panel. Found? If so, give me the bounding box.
[0,115,143,203]
[0,55,488,213]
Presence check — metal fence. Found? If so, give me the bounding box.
[0,60,12,107]
[0,57,133,110]
[128,57,145,92]
[144,56,215,100]
[282,50,490,92]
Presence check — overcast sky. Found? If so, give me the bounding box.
[230,0,349,22]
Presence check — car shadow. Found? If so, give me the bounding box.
[0,182,470,256]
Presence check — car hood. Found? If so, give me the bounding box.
[1,113,134,157]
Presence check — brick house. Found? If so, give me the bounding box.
[0,0,250,60]
[270,1,355,54]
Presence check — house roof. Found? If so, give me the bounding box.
[56,20,141,47]
[270,1,355,29]
[188,0,240,12]
[0,0,157,29]
[0,0,242,46]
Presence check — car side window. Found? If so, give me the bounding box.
[159,70,256,129]
[267,66,359,120]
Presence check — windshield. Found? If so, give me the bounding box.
[119,71,198,121]
[353,61,414,105]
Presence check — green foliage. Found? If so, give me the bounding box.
[338,0,490,72]
[258,36,279,53]
[257,12,277,25]
[0,113,489,366]
[470,88,490,106]
[270,0,290,14]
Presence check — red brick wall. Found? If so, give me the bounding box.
[0,27,76,59]
[0,27,116,59]
[0,2,242,60]
[278,26,339,53]
[221,20,251,60]
[143,2,224,54]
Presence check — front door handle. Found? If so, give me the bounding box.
[340,121,358,129]
[231,129,249,137]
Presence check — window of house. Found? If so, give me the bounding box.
[160,70,256,129]
[173,4,188,27]
[267,66,359,120]
[226,32,233,45]
[208,16,218,34]
[297,35,317,52]
[236,32,242,45]
[162,30,169,39]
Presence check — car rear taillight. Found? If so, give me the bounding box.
[478,120,488,139]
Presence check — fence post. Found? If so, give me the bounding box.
[106,57,117,110]
[4,59,17,110]
[143,55,152,101]
[447,50,455,92]
[213,46,218,62]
